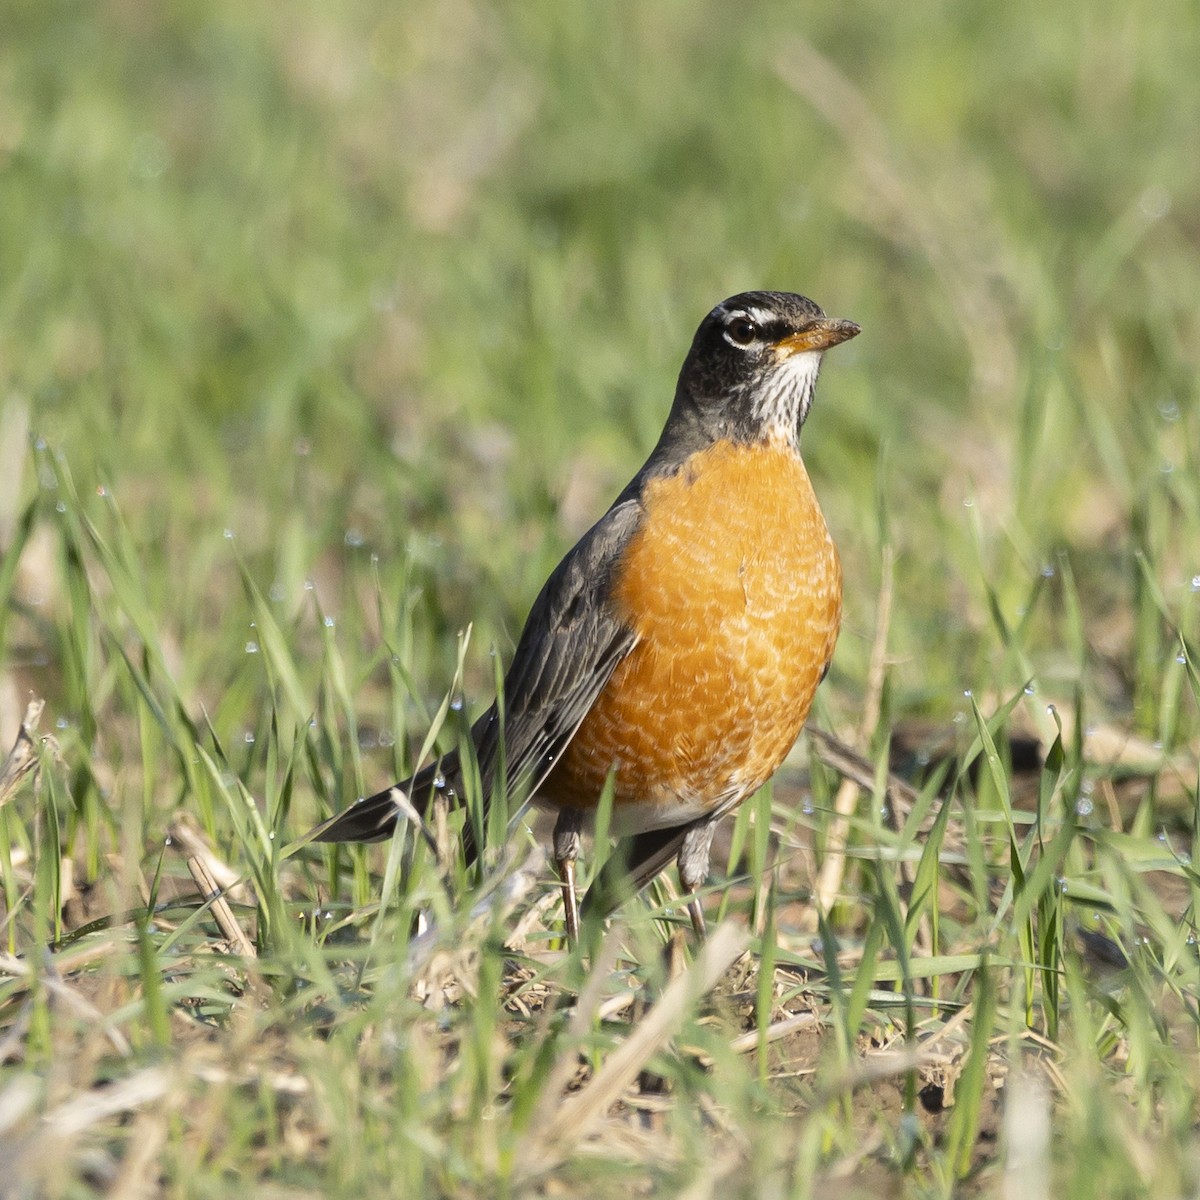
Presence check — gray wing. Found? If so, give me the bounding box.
[472,497,642,800]
[312,497,643,847]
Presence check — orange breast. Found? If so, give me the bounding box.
[542,436,841,832]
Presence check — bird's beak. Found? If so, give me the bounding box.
[774,317,861,356]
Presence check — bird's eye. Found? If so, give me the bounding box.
[725,316,758,346]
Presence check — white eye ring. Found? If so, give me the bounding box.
[724,315,758,347]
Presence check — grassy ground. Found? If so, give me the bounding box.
[2,0,1199,1194]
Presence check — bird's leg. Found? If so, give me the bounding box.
[677,819,717,942]
[553,808,584,944]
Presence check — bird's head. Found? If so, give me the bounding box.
[675,290,859,446]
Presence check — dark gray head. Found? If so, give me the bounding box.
[665,291,859,451]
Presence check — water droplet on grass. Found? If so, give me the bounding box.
[130,132,169,180]
[245,641,259,654]
[1139,186,1171,220]
[370,284,397,313]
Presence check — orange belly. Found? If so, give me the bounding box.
[541,436,841,832]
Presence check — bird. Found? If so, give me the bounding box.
[311,291,859,941]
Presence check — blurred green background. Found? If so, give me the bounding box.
[2,0,1198,817]
[3,2,1200,1195]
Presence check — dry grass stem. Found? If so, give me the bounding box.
[814,545,895,917]
[0,699,46,811]
[518,922,748,1178]
[180,849,257,960]
[728,1009,820,1055]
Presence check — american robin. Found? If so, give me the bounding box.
[312,291,858,941]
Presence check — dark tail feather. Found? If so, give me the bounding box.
[311,756,482,860]
[580,823,693,921]
[309,782,414,843]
